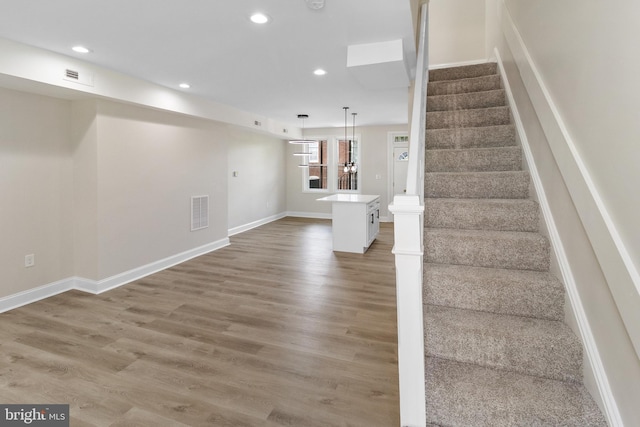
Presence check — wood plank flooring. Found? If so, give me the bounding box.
[0,218,400,426]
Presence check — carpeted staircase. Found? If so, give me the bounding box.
[423,63,607,426]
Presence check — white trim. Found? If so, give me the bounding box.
[495,47,623,427]
[391,247,423,256]
[428,58,488,70]
[0,278,74,313]
[285,211,332,220]
[228,213,287,236]
[76,237,230,295]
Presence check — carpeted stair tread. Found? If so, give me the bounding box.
[427,89,506,112]
[425,146,521,172]
[422,62,605,424]
[425,305,582,381]
[428,74,501,96]
[425,357,607,427]
[425,171,529,199]
[429,63,498,82]
[425,228,549,271]
[426,125,516,150]
[424,263,564,320]
[427,106,510,129]
[425,198,538,232]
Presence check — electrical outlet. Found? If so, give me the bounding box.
[25,254,35,268]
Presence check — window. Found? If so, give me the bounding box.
[307,139,328,190]
[303,136,360,192]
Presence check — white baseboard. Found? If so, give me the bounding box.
[228,213,286,236]
[0,277,75,313]
[0,237,230,312]
[495,43,623,427]
[429,58,489,70]
[76,237,230,294]
[285,211,332,220]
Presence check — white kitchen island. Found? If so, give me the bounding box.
[317,194,380,253]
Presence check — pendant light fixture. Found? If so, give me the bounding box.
[289,114,316,144]
[350,112,357,173]
[342,107,358,174]
[290,114,315,168]
[343,107,350,173]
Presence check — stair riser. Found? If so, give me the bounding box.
[425,230,550,271]
[428,74,501,96]
[427,107,510,129]
[429,63,498,82]
[425,199,538,232]
[428,90,506,112]
[426,147,521,173]
[425,307,582,382]
[425,172,530,199]
[425,265,564,320]
[426,125,516,150]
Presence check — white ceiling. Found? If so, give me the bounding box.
[0,0,416,128]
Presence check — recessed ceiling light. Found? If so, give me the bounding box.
[179,83,191,89]
[313,69,327,76]
[72,46,90,54]
[250,13,270,24]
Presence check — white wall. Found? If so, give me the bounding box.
[71,99,99,280]
[502,0,640,278]
[489,1,640,424]
[428,0,486,66]
[285,124,407,219]
[0,87,74,299]
[227,128,287,231]
[92,100,228,280]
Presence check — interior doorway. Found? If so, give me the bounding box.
[387,132,409,222]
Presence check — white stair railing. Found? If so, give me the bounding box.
[388,2,428,426]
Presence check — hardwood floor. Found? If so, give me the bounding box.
[0,218,400,426]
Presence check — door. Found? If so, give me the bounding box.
[393,146,409,196]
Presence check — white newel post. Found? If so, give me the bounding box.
[391,2,428,425]
[390,195,426,427]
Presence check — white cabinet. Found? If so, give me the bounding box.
[317,194,380,253]
[366,199,380,247]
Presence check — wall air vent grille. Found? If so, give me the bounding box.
[191,195,209,231]
[65,69,79,80]
[63,68,94,86]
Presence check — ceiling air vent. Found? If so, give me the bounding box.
[65,69,79,80]
[191,195,209,231]
[306,0,325,10]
